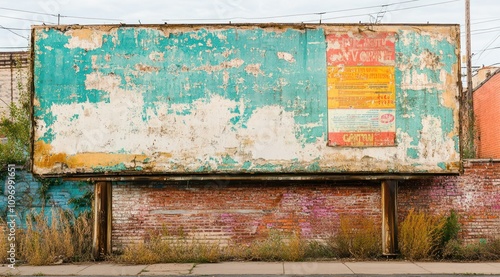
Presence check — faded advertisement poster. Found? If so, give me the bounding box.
[327,32,396,147]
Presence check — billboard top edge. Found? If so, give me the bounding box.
[30,23,461,30]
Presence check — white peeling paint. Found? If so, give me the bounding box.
[416,115,457,163]
[195,58,244,73]
[244,64,264,77]
[149,51,164,61]
[64,29,107,51]
[277,52,295,63]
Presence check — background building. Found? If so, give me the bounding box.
[473,68,500,159]
[0,51,29,118]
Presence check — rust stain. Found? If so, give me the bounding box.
[33,141,151,171]
[33,141,68,169]
[66,153,148,168]
[135,63,159,72]
[442,72,458,109]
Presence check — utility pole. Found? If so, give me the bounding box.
[464,0,474,158]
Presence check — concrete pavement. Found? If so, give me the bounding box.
[1,261,500,275]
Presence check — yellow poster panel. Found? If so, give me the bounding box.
[327,66,395,109]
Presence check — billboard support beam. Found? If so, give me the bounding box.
[382,180,398,255]
[92,182,112,259]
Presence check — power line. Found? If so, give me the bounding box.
[0,46,29,49]
[0,26,30,31]
[473,46,500,53]
[473,31,500,60]
[0,14,55,24]
[58,14,122,21]
[316,0,460,22]
[0,25,29,40]
[472,17,500,25]
[0,6,57,16]
[163,0,421,22]
[0,6,122,22]
[471,25,500,34]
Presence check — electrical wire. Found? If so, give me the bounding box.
[473,31,500,61]
[0,46,29,49]
[0,25,29,40]
[0,14,55,24]
[0,6,57,16]
[314,0,460,22]
[0,26,30,31]
[163,0,421,22]
[0,6,122,21]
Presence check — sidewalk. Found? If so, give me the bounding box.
[1,261,500,276]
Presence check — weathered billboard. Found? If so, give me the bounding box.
[31,24,461,176]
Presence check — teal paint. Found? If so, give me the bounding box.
[34,27,326,148]
[306,161,321,172]
[241,161,252,170]
[395,30,459,156]
[222,155,238,165]
[32,25,460,175]
[0,170,92,228]
[437,162,447,170]
[91,163,128,172]
[407,148,419,159]
[252,163,281,171]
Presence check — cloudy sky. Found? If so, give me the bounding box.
[1,0,499,73]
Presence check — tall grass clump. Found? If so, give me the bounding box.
[20,209,73,265]
[72,211,93,261]
[399,209,445,260]
[0,220,7,263]
[247,230,305,261]
[328,215,381,259]
[119,229,220,264]
[443,237,500,260]
[19,208,93,265]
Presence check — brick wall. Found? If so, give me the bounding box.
[474,72,500,158]
[112,161,500,250]
[112,181,381,249]
[399,161,500,242]
[1,170,93,227]
[0,52,29,118]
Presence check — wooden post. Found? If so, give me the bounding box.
[382,180,398,255]
[93,182,112,259]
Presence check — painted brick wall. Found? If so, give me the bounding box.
[112,161,500,249]
[0,170,93,227]
[399,161,500,242]
[474,72,500,158]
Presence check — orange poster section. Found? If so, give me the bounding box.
[327,32,396,147]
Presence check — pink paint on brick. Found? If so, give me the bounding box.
[112,162,500,250]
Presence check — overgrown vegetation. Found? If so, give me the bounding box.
[0,65,30,167]
[399,209,446,260]
[0,60,95,265]
[0,219,7,263]
[118,228,220,264]
[14,208,93,265]
[328,215,381,259]
[118,217,382,264]
[399,209,500,261]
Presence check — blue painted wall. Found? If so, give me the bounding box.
[1,170,92,228]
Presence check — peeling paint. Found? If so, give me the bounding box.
[32,24,461,176]
[277,52,295,63]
